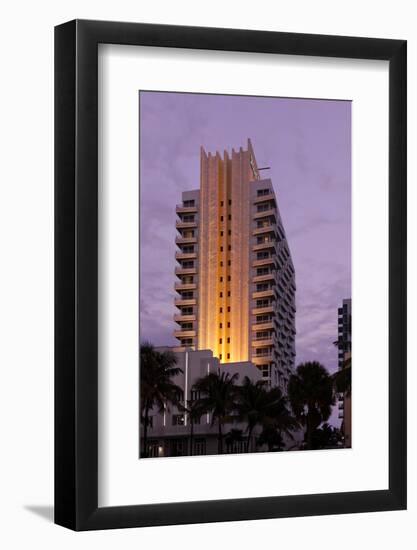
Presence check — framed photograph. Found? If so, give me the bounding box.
[55,20,406,530]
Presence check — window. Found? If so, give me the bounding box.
[219,338,222,344]
[227,291,231,297]
[180,338,193,346]
[220,261,223,266]
[228,260,231,266]
[260,365,270,378]
[227,275,231,281]
[227,353,230,359]
[220,276,223,282]
[219,354,222,360]
[227,337,230,344]
[172,414,185,426]
[219,292,223,298]
[257,189,270,197]
[228,214,231,220]
[194,438,206,455]
[220,246,223,252]
[229,199,232,206]
[227,322,231,328]
[220,307,223,313]
[182,260,194,268]
[219,323,223,328]
[228,229,231,236]
[227,306,231,312]
[182,215,195,223]
[228,245,231,251]
[190,389,202,401]
[220,215,224,221]
[183,199,195,207]
[220,201,224,207]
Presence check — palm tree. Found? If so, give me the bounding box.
[193,371,238,454]
[224,428,245,453]
[256,388,299,451]
[288,361,334,450]
[236,378,298,452]
[178,397,205,456]
[140,342,182,457]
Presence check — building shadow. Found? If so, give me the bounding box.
[24,505,54,523]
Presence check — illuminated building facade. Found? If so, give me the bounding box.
[174,140,296,390]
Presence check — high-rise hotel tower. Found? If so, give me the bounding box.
[174,140,296,389]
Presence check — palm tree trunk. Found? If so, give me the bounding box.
[246,426,254,453]
[305,411,313,450]
[218,421,223,454]
[142,404,149,458]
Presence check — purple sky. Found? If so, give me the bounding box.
[139,91,351,377]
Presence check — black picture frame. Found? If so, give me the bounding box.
[55,19,407,531]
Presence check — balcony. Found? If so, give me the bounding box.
[252,354,274,364]
[253,257,276,269]
[253,225,277,237]
[252,305,274,316]
[174,282,196,291]
[253,241,278,253]
[175,251,197,261]
[174,313,196,323]
[173,329,196,338]
[252,272,275,284]
[175,235,197,245]
[176,220,197,229]
[252,321,275,331]
[253,208,276,220]
[253,193,276,204]
[176,204,198,214]
[251,337,274,347]
[175,267,197,276]
[174,298,197,307]
[252,288,276,300]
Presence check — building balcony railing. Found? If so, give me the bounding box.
[253,193,276,205]
[175,267,197,276]
[253,208,276,220]
[175,251,197,260]
[174,314,196,323]
[174,282,196,291]
[251,337,275,347]
[252,257,276,268]
[253,225,277,237]
[251,305,274,316]
[176,205,198,214]
[252,354,274,365]
[252,241,278,253]
[252,321,275,331]
[175,235,197,245]
[252,272,275,283]
[174,298,197,307]
[252,288,276,300]
[176,220,197,229]
[173,329,196,338]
